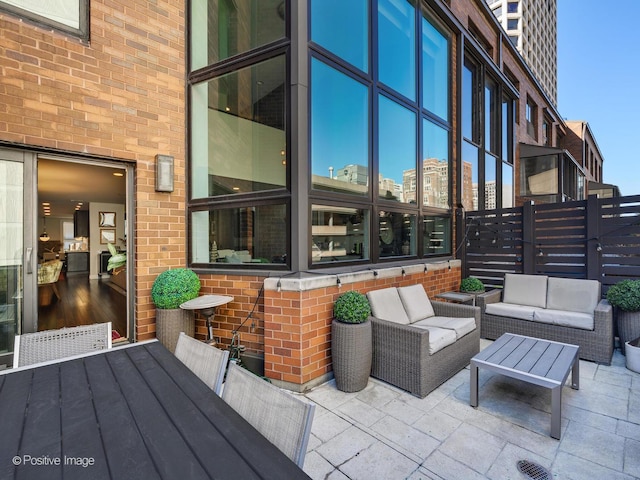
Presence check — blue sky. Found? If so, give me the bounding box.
[557,1,639,196]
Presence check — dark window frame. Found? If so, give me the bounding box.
[0,0,89,41]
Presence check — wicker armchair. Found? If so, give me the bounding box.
[369,289,480,398]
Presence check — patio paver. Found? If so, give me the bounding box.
[302,340,640,480]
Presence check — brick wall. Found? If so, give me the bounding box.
[0,1,187,340]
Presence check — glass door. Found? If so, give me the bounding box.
[0,149,37,368]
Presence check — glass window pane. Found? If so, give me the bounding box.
[191,204,288,265]
[422,120,449,209]
[191,0,286,70]
[462,60,478,142]
[485,153,497,210]
[502,95,513,163]
[423,216,451,255]
[462,141,479,210]
[422,16,448,120]
[311,206,369,264]
[311,0,368,72]
[502,162,513,208]
[485,78,498,154]
[311,58,369,196]
[378,0,416,100]
[521,155,558,196]
[378,96,416,203]
[379,211,416,258]
[190,56,286,199]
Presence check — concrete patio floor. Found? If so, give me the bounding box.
[301,340,640,480]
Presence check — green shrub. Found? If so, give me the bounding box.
[151,268,201,309]
[334,291,371,324]
[606,279,640,312]
[460,277,484,293]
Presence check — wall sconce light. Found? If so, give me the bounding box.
[155,154,174,192]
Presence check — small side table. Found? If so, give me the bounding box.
[435,291,476,306]
[180,294,234,342]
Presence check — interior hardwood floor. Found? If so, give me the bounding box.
[38,272,127,338]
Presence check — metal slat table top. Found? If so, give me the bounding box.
[0,340,310,480]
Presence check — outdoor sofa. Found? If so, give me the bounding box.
[477,273,614,364]
[366,285,480,398]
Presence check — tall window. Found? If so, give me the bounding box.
[310,2,452,264]
[462,56,514,210]
[188,0,289,269]
[526,96,537,139]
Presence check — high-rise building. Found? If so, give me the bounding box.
[487,0,557,105]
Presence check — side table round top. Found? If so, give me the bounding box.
[180,294,234,310]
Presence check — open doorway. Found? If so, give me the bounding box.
[36,157,131,341]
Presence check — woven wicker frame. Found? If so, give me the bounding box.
[615,309,640,355]
[477,289,614,364]
[13,322,112,368]
[156,308,194,353]
[370,301,481,398]
[331,319,372,392]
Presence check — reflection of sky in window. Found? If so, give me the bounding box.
[379,95,416,185]
[311,0,368,72]
[422,18,448,121]
[311,59,369,177]
[423,120,448,162]
[378,0,415,100]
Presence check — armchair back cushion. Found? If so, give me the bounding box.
[546,277,600,315]
[503,273,548,308]
[367,287,411,325]
[397,285,435,322]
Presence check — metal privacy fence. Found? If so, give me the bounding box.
[460,194,640,291]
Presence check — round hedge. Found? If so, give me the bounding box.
[334,291,371,324]
[151,268,201,309]
[606,279,640,312]
[460,277,484,293]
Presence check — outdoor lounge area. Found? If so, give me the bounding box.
[301,340,640,479]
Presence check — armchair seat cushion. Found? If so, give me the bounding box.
[503,273,548,308]
[485,302,538,321]
[367,287,411,325]
[534,308,594,330]
[546,277,600,315]
[409,325,457,354]
[398,285,435,321]
[413,316,476,339]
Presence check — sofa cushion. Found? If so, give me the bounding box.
[413,316,476,339]
[397,285,435,322]
[546,277,600,315]
[484,302,539,321]
[410,325,457,354]
[534,308,594,330]
[503,273,548,308]
[367,287,411,325]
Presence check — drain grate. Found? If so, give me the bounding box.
[517,460,552,480]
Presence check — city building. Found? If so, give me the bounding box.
[0,0,591,389]
[487,0,558,105]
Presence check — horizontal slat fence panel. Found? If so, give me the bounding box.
[463,194,640,292]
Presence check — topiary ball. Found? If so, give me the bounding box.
[334,291,371,324]
[151,268,201,309]
[606,279,640,312]
[460,277,484,293]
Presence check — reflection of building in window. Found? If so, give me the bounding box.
[335,164,368,185]
[484,181,497,210]
[379,175,402,201]
[402,158,449,207]
[462,161,475,210]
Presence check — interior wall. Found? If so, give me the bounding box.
[89,202,126,279]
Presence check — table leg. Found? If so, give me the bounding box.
[571,355,579,390]
[551,385,562,439]
[470,361,479,407]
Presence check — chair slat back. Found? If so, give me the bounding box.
[14,322,112,368]
[174,332,229,395]
[222,362,315,467]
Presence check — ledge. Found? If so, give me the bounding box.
[263,259,461,292]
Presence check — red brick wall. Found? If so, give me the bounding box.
[0,1,187,340]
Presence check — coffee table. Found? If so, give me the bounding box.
[470,333,579,439]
